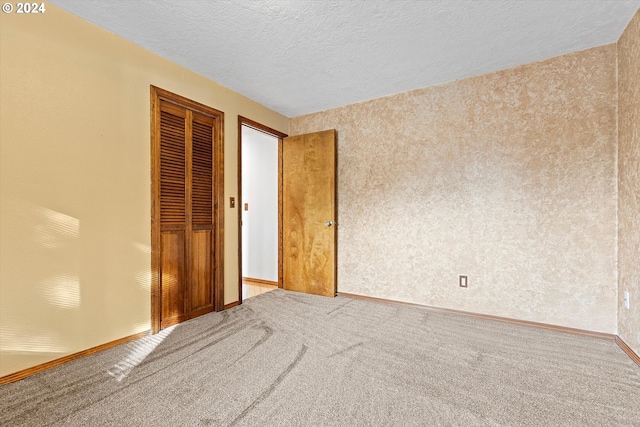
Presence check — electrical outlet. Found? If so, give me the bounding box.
[459,275,468,288]
[624,291,630,309]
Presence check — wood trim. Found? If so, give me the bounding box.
[242,277,279,287]
[150,86,161,334]
[150,86,225,333]
[239,116,287,139]
[278,134,283,290]
[616,336,640,367]
[152,86,225,119]
[237,116,288,308]
[224,301,239,310]
[237,118,242,305]
[0,331,150,385]
[214,102,225,313]
[332,130,338,295]
[339,292,617,341]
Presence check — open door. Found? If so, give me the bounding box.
[283,129,337,297]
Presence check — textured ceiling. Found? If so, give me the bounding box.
[50,0,639,117]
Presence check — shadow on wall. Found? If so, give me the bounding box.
[0,198,81,359]
[0,197,151,375]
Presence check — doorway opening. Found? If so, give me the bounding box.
[238,117,287,304]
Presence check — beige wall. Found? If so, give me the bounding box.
[291,45,618,333]
[617,9,640,356]
[0,5,288,376]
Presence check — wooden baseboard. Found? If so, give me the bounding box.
[0,330,150,385]
[224,301,239,310]
[242,277,278,288]
[339,292,617,341]
[615,336,640,367]
[1,301,634,386]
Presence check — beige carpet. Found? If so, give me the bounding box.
[1,289,639,426]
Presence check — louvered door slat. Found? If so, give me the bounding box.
[191,118,213,226]
[160,110,186,225]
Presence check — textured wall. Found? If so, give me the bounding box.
[618,9,640,356]
[0,5,287,376]
[290,45,618,333]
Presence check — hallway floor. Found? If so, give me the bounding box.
[242,280,277,300]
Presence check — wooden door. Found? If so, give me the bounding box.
[158,102,188,328]
[188,112,216,318]
[151,87,224,334]
[283,129,337,297]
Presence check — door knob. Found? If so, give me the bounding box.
[325,221,334,227]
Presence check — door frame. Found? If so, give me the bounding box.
[150,86,225,334]
[237,117,287,305]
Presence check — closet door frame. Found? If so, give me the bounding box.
[150,86,224,334]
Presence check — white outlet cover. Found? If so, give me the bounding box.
[623,291,630,309]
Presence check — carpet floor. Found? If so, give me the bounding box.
[1,289,639,426]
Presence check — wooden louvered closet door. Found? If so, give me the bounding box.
[153,90,222,332]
